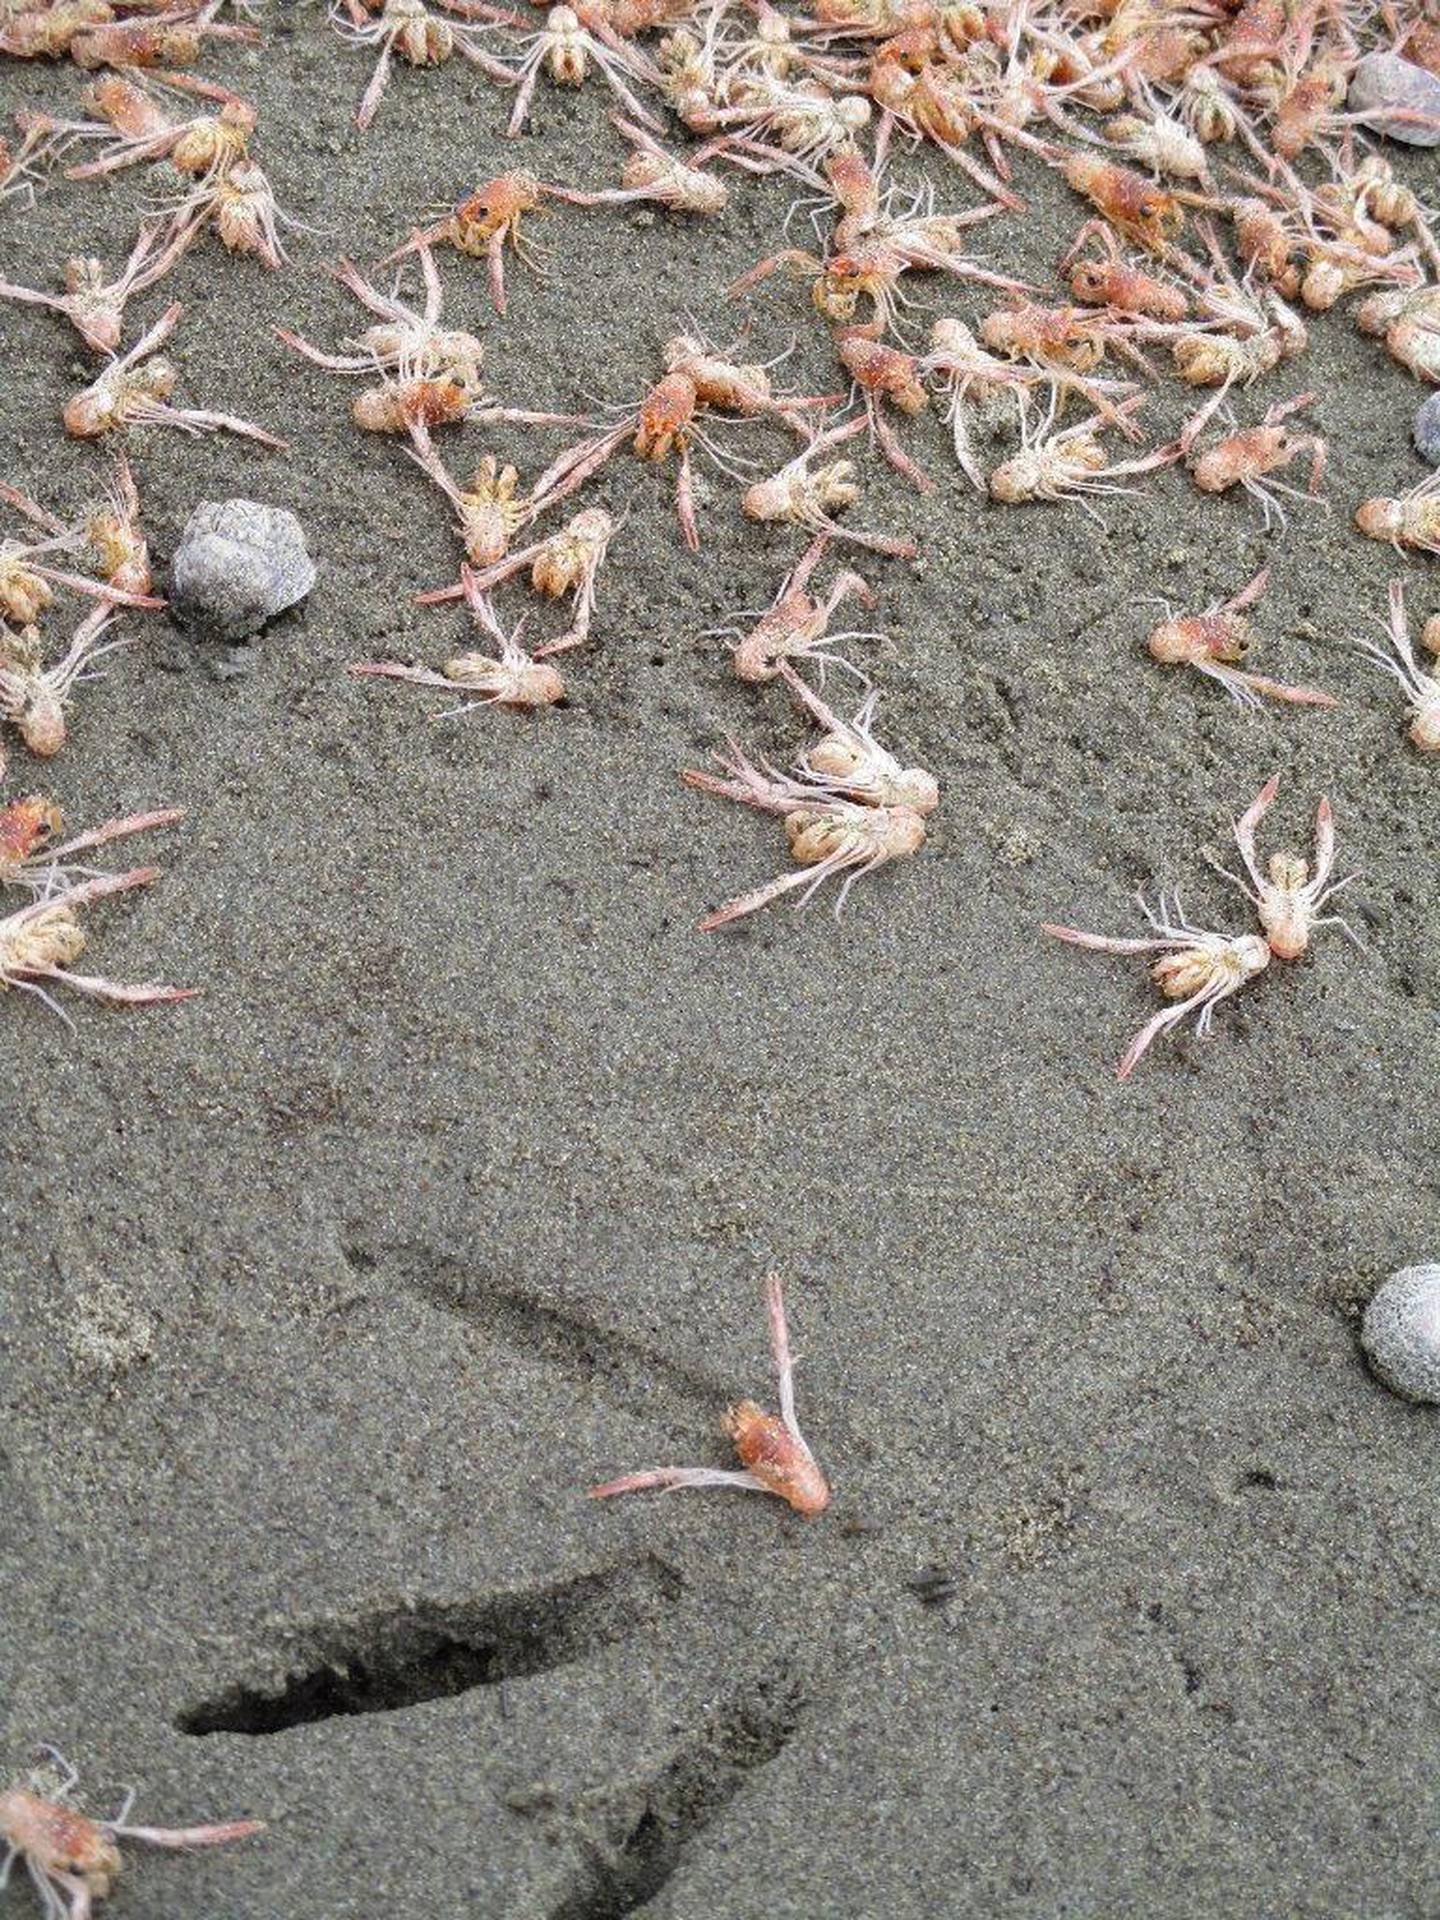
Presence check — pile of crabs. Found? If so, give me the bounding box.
[2,0,1440,1064]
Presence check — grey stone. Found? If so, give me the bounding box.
[171,499,315,641]
[1348,52,1440,146]
[1361,1265,1440,1402]
[1415,391,1440,467]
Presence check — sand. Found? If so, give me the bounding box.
[2,7,1440,1916]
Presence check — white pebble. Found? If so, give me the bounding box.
[1361,1265,1440,1402]
[171,499,315,642]
[1415,391,1440,468]
[1348,51,1440,147]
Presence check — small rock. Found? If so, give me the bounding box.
[1348,51,1440,146]
[1361,1264,1440,1402]
[1415,391,1440,467]
[171,499,315,642]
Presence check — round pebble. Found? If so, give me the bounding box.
[170,499,316,642]
[1415,392,1440,467]
[1347,51,1440,146]
[1361,1264,1440,1403]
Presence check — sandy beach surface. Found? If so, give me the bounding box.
[2,5,1440,1915]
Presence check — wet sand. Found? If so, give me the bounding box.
[3,7,1440,1915]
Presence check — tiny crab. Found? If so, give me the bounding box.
[681,732,927,930]
[166,154,298,271]
[0,604,139,775]
[543,362,758,552]
[1355,285,1440,383]
[729,225,1021,343]
[1354,471,1440,559]
[418,506,617,656]
[1206,776,1358,960]
[497,4,663,136]
[0,1747,259,1914]
[1043,892,1271,1081]
[1057,151,1186,256]
[1145,564,1336,711]
[0,798,183,891]
[987,396,1177,519]
[278,243,486,393]
[1061,220,1190,321]
[835,329,933,491]
[708,534,880,683]
[0,455,154,600]
[329,0,522,130]
[0,112,68,206]
[62,76,255,182]
[707,74,871,177]
[407,448,530,567]
[781,660,938,812]
[1354,579,1440,751]
[1102,102,1211,183]
[0,515,159,630]
[349,570,566,711]
[381,173,549,315]
[590,1271,830,1515]
[662,331,834,436]
[0,224,190,356]
[67,4,260,72]
[1184,391,1327,533]
[549,115,728,216]
[63,304,287,448]
[0,869,195,1024]
[741,417,917,557]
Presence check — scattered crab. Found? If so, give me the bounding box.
[836,329,933,491]
[0,521,159,630]
[277,243,486,393]
[329,0,522,131]
[1183,391,1327,532]
[590,1271,830,1515]
[0,798,183,891]
[497,3,663,136]
[1354,579,1440,750]
[1207,775,1358,959]
[1145,565,1336,710]
[63,304,287,448]
[681,729,927,930]
[381,173,550,315]
[349,570,566,711]
[781,660,939,812]
[708,534,881,683]
[541,362,763,552]
[163,152,298,270]
[0,1748,259,1913]
[987,397,1178,517]
[417,505,617,656]
[0,868,195,1024]
[0,224,190,355]
[741,417,917,557]
[1354,470,1440,557]
[549,114,728,215]
[1062,219,1190,320]
[0,604,143,776]
[1,456,154,601]
[1043,892,1271,1081]
[61,74,256,182]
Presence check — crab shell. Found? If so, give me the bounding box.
[1148,612,1248,666]
[0,1790,120,1895]
[723,1401,830,1515]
